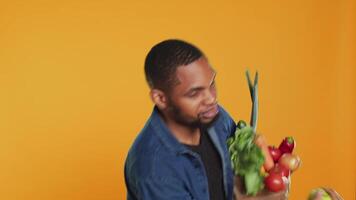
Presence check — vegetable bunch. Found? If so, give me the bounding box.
[227,120,265,196]
[228,121,302,196]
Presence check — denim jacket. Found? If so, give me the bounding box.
[124,105,236,200]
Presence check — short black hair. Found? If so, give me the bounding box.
[144,39,204,92]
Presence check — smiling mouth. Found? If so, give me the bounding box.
[200,105,219,119]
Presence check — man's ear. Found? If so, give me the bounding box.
[150,89,168,110]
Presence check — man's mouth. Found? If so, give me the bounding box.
[200,105,219,119]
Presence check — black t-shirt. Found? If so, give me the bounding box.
[185,128,225,200]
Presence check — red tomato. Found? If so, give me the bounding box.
[268,146,282,163]
[264,173,285,192]
[268,164,290,178]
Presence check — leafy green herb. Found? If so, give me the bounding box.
[227,121,265,196]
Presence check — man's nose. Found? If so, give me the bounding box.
[203,89,217,106]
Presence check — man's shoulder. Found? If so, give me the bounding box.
[212,105,236,139]
[217,105,232,119]
[216,105,235,126]
[126,124,159,166]
[125,123,178,180]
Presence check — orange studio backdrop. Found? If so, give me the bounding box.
[0,0,355,199]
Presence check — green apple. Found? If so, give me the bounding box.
[308,188,332,200]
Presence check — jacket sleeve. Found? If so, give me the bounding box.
[136,175,193,200]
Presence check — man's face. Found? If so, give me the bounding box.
[165,57,219,128]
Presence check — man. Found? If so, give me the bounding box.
[124,39,236,200]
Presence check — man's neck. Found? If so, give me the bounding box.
[158,111,201,146]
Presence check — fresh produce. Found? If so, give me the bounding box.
[231,71,302,197]
[309,188,343,200]
[278,136,295,154]
[254,134,274,171]
[264,173,285,192]
[268,145,282,163]
[227,121,265,196]
[308,188,332,200]
[228,119,301,196]
[236,120,247,129]
[268,164,290,178]
[278,153,301,172]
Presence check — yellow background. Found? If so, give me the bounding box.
[1,0,355,199]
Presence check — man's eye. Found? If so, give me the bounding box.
[188,91,198,98]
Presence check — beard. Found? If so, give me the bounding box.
[166,100,219,129]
